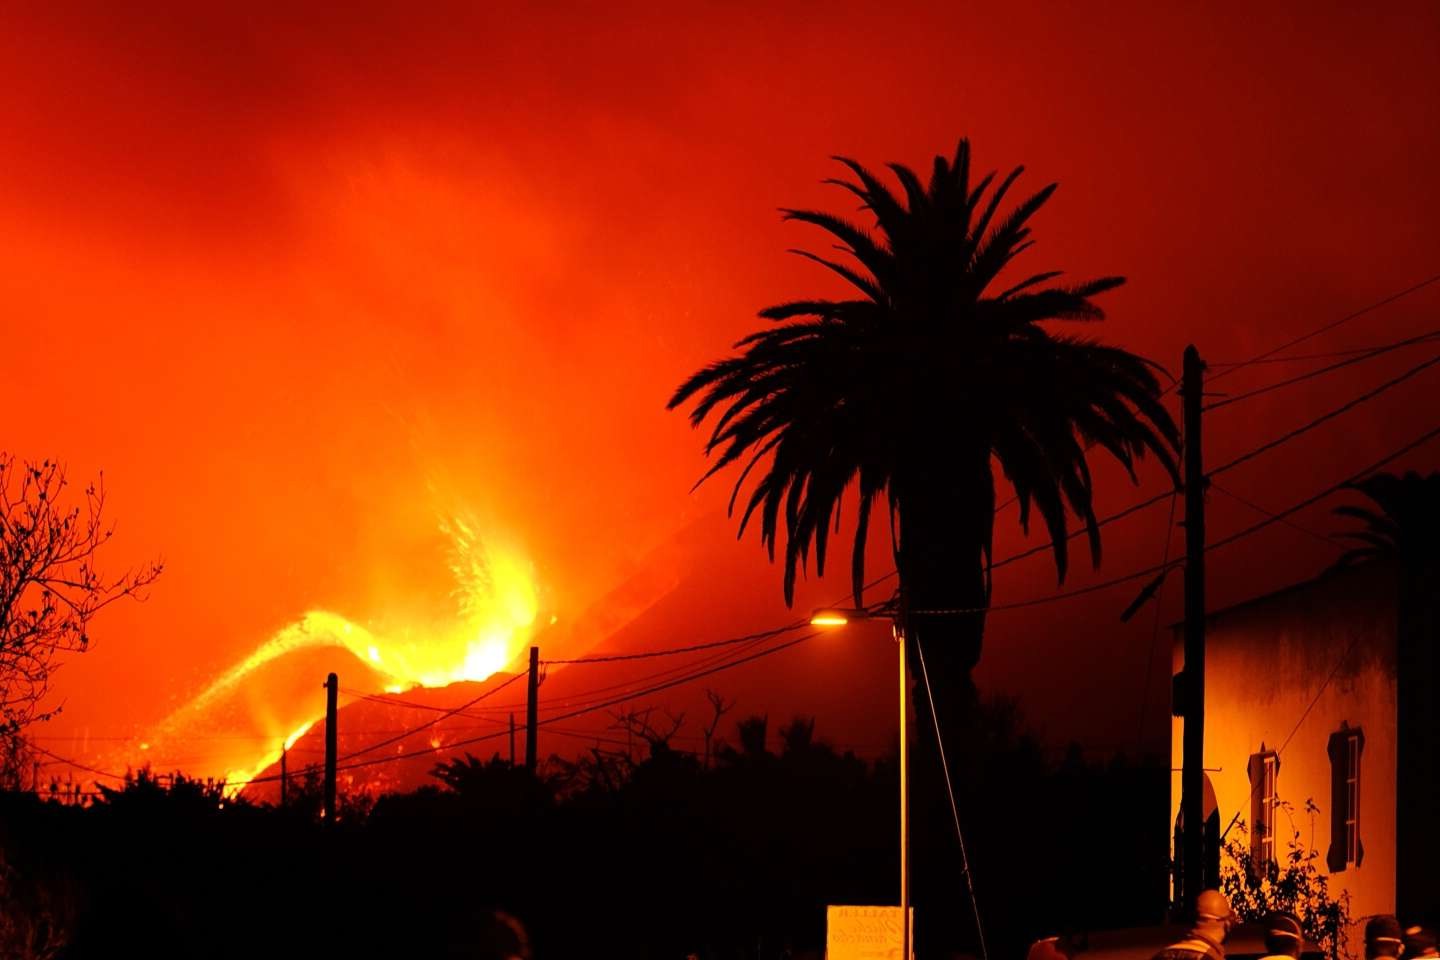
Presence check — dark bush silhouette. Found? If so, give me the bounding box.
[2,697,1169,959]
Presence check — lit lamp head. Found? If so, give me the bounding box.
[810,608,881,628]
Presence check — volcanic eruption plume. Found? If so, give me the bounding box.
[140,511,542,788]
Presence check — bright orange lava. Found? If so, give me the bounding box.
[145,511,540,789]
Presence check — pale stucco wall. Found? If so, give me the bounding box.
[1170,561,1398,934]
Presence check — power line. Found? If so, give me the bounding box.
[1210,482,1341,549]
[233,630,817,786]
[337,633,814,779]
[1204,330,1440,411]
[858,336,1440,599]
[531,639,777,715]
[540,632,816,728]
[1219,629,1366,843]
[914,416,1440,616]
[999,339,1440,579]
[914,635,989,960]
[477,632,781,714]
[486,631,783,723]
[1206,352,1440,478]
[28,744,128,782]
[343,690,459,713]
[541,622,806,665]
[1208,331,1440,368]
[990,488,1175,574]
[1208,272,1440,383]
[1204,420,1440,555]
[337,668,528,763]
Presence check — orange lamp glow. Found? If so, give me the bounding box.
[809,610,850,627]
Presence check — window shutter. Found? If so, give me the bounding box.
[1327,731,1347,872]
[1355,729,1365,867]
[1326,727,1364,871]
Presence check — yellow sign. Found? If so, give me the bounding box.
[826,905,914,960]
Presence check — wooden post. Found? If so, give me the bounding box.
[1181,345,1207,906]
[280,745,288,807]
[525,647,539,774]
[509,713,517,766]
[324,672,338,826]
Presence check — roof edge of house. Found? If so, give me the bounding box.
[1165,555,1398,633]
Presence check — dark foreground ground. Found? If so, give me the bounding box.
[0,706,1168,958]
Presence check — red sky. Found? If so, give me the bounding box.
[6,2,1440,775]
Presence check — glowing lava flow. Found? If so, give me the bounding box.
[224,720,318,791]
[152,513,540,791]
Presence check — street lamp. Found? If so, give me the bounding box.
[810,606,910,960]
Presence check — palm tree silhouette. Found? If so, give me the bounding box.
[669,139,1179,699]
[1334,471,1440,569]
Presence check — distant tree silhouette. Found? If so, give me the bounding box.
[264,761,373,823]
[94,767,238,812]
[1334,471,1440,569]
[779,715,816,757]
[0,455,162,787]
[668,140,1179,723]
[610,705,687,760]
[431,752,552,814]
[700,688,736,768]
[732,714,770,762]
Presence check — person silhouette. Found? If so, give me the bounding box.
[455,909,530,960]
[1256,912,1303,960]
[1365,916,1404,960]
[1404,926,1439,960]
[1151,891,1236,960]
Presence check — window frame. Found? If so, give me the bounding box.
[1250,749,1279,871]
[1345,733,1359,863]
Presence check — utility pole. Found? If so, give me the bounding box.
[324,671,338,827]
[525,647,539,773]
[280,745,288,807]
[1181,345,1207,907]
[509,713,517,766]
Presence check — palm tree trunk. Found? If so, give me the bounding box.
[894,459,993,955]
[894,459,993,705]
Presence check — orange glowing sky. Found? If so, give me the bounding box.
[6,2,1440,772]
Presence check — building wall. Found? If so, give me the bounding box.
[1171,561,1398,925]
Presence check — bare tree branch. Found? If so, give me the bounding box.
[1,454,162,787]
[701,688,736,769]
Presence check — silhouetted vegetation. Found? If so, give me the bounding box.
[1334,471,1440,570]
[2,696,1169,958]
[1220,800,1353,960]
[0,455,162,788]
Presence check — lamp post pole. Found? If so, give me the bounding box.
[896,620,910,960]
[812,608,909,959]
